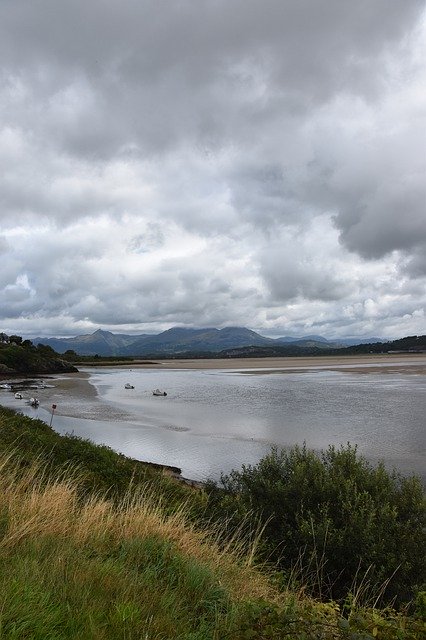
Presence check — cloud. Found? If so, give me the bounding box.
[0,1,425,338]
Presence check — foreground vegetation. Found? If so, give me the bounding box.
[0,406,424,639]
[205,445,426,607]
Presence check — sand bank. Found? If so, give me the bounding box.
[123,353,426,374]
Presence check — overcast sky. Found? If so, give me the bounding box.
[1,0,425,339]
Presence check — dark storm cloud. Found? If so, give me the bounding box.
[1,0,422,159]
[302,123,426,260]
[402,245,426,279]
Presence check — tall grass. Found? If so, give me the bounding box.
[0,453,276,639]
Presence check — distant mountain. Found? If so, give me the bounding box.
[33,326,277,356]
[276,334,330,343]
[123,327,276,356]
[33,329,148,356]
[32,327,388,357]
[275,335,385,348]
[219,335,425,358]
[332,337,384,347]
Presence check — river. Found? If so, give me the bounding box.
[1,360,425,483]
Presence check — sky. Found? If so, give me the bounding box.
[1,0,425,340]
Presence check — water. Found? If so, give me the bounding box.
[1,365,425,483]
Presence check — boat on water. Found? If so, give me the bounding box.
[124,383,135,389]
[14,392,23,399]
[0,383,12,390]
[29,397,39,407]
[153,389,167,396]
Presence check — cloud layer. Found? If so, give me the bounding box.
[1,0,425,338]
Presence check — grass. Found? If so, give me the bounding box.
[0,454,273,639]
[0,407,424,639]
[0,405,197,510]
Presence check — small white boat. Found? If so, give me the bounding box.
[14,392,23,399]
[124,383,135,389]
[0,383,12,390]
[153,389,167,396]
[29,397,39,407]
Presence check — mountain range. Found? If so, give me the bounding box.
[32,327,384,357]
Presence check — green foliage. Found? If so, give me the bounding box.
[0,341,77,375]
[205,444,426,606]
[229,599,425,639]
[414,591,426,620]
[62,349,78,361]
[36,343,56,356]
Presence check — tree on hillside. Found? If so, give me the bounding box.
[36,343,56,355]
[63,349,78,360]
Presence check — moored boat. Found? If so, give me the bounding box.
[153,389,167,396]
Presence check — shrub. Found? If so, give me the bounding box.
[205,444,426,606]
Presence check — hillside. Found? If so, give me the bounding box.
[217,334,426,358]
[0,336,77,377]
[0,406,423,639]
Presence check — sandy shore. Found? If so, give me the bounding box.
[116,353,426,374]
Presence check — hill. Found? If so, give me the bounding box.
[0,335,77,377]
[217,334,426,358]
[32,326,385,357]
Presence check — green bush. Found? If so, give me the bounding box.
[205,444,426,606]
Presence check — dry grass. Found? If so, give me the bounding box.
[0,453,274,605]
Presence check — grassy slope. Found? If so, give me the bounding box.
[0,407,424,639]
